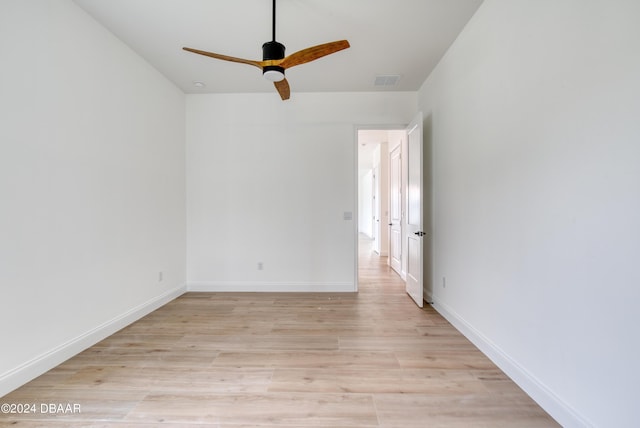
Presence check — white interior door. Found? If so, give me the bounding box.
[389,145,402,275]
[405,113,424,308]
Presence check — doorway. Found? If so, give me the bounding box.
[356,119,432,306]
[357,127,405,280]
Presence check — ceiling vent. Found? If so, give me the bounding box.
[374,74,400,86]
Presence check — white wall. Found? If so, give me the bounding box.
[359,169,374,238]
[0,0,186,396]
[419,0,640,426]
[186,92,416,292]
[373,142,389,256]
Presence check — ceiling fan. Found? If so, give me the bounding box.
[183,0,350,100]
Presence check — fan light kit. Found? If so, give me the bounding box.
[183,0,350,100]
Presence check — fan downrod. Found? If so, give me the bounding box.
[262,0,286,81]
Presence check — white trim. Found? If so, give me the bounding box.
[353,125,360,292]
[188,282,355,293]
[0,285,186,397]
[432,297,594,428]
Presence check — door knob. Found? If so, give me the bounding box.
[414,231,426,237]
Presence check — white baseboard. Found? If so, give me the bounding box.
[188,281,355,293]
[432,297,593,428]
[0,285,186,398]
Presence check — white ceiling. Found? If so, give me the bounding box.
[72,0,483,95]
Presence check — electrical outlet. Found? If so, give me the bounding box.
[442,276,446,288]
[159,271,163,282]
[257,262,263,271]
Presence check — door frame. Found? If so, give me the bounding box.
[354,124,407,292]
[372,165,379,252]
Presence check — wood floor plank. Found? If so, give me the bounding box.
[338,335,479,351]
[374,393,557,428]
[125,392,379,426]
[0,235,558,427]
[394,350,500,370]
[58,344,219,368]
[268,368,487,395]
[211,350,401,370]
[178,334,339,351]
[59,366,274,394]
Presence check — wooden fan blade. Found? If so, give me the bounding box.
[274,78,290,100]
[183,47,263,69]
[280,40,350,69]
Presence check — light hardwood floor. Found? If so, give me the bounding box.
[1,237,558,427]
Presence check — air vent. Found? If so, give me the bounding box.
[374,74,400,86]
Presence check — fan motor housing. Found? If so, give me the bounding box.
[262,41,285,60]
